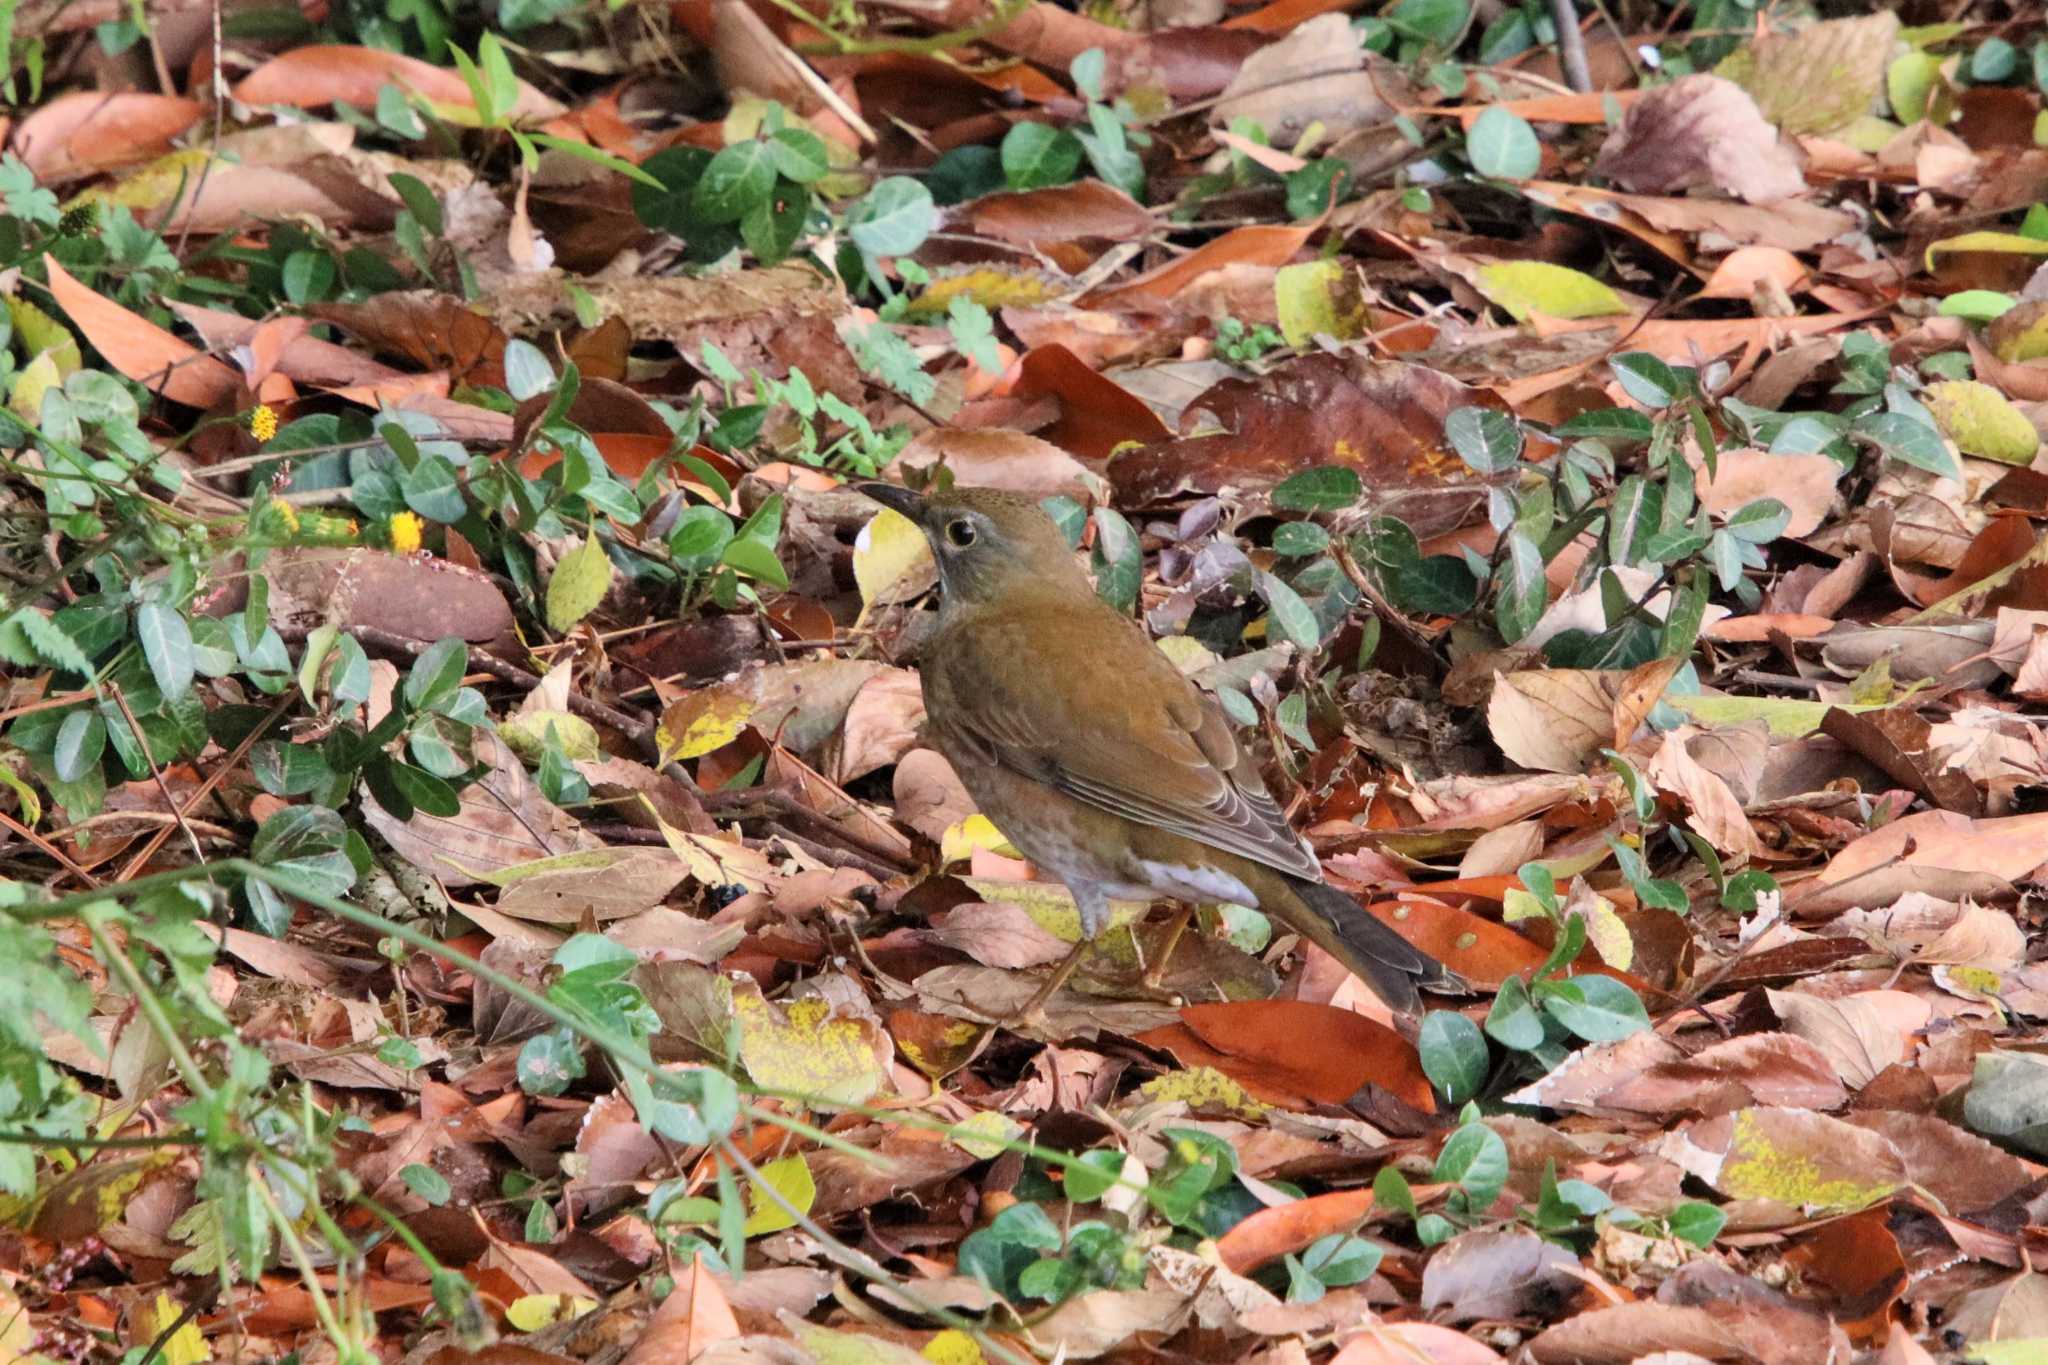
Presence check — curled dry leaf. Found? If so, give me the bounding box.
[1594,75,1807,205]
[1108,353,1507,530]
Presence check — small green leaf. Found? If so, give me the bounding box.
[691,141,777,224]
[1467,106,1540,178]
[1272,466,1362,512]
[135,602,194,699]
[546,534,614,632]
[1418,1010,1488,1105]
[1001,122,1084,190]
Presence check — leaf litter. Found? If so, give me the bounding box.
[5,3,2048,1364]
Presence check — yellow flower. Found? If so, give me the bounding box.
[269,497,300,535]
[388,511,424,554]
[246,404,279,442]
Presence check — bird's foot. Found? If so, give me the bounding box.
[1136,904,1196,991]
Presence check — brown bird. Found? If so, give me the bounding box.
[859,481,1457,1023]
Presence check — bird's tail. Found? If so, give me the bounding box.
[1280,876,1462,1017]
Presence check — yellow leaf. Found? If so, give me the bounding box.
[1925,231,2048,273]
[1991,300,2048,362]
[1473,261,1628,322]
[733,983,890,1109]
[152,1293,210,1365]
[6,296,81,377]
[742,1153,816,1237]
[1275,259,1367,348]
[945,1111,1024,1160]
[10,350,62,424]
[647,804,774,891]
[70,149,215,213]
[1667,693,1885,738]
[1580,894,1633,971]
[923,1329,986,1365]
[1885,50,1949,126]
[1925,380,2041,464]
[940,814,1018,864]
[504,1294,596,1332]
[1154,634,1218,675]
[1502,888,1547,923]
[545,533,613,632]
[957,876,1147,945]
[1137,1066,1270,1118]
[853,508,935,616]
[497,709,602,762]
[656,688,754,762]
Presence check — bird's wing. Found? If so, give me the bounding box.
[928,599,1321,881]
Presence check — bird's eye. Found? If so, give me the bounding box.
[945,519,977,548]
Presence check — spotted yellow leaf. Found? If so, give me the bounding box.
[656,688,754,763]
[732,983,891,1109]
[1925,380,2040,464]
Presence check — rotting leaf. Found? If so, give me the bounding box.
[732,981,891,1110]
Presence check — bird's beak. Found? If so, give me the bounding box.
[854,481,925,524]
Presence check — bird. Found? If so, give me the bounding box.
[857,480,1458,1025]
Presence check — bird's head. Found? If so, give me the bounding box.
[856,481,1088,609]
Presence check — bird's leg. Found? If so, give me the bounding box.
[1139,902,1196,990]
[1006,937,1091,1029]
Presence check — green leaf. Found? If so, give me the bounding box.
[668,505,735,570]
[1722,497,1790,543]
[389,761,460,816]
[1467,106,1540,178]
[1855,410,1962,479]
[402,454,467,523]
[1418,1010,1488,1105]
[1433,1122,1508,1207]
[402,1164,452,1205]
[848,176,937,257]
[692,141,777,224]
[250,804,357,903]
[1554,408,1654,443]
[1444,406,1522,474]
[1610,352,1683,408]
[546,534,614,632]
[1260,571,1321,651]
[1090,506,1142,613]
[1272,521,1331,556]
[12,609,95,675]
[1494,529,1546,643]
[135,602,194,699]
[403,637,469,713]
[1063,1149,1127,1203]
[769,127,830,184]
[503,338,554,401]
[1667,1201,1725,1248]
[1272,466,1362,512]
[719,536,790,590]
[1539,974,1650,1042]
[1485,973,1545,1050]
[1001,122,1084,190]
[53,708,105,782]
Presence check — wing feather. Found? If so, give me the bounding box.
[928,599,1320,880]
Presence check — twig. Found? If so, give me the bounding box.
[108,682,206,863]
[1550,0,1593,93]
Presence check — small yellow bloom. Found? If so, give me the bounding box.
[246,404,279,442]
[388,511,424,554]
[269,497,300,535]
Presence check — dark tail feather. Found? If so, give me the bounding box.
[1281,876,1461,1016]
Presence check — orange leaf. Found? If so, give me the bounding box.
[1215,1187,1373,1274]
[44,258,240,408]
[232,45,565,121]
[1145,999,1434,1111]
